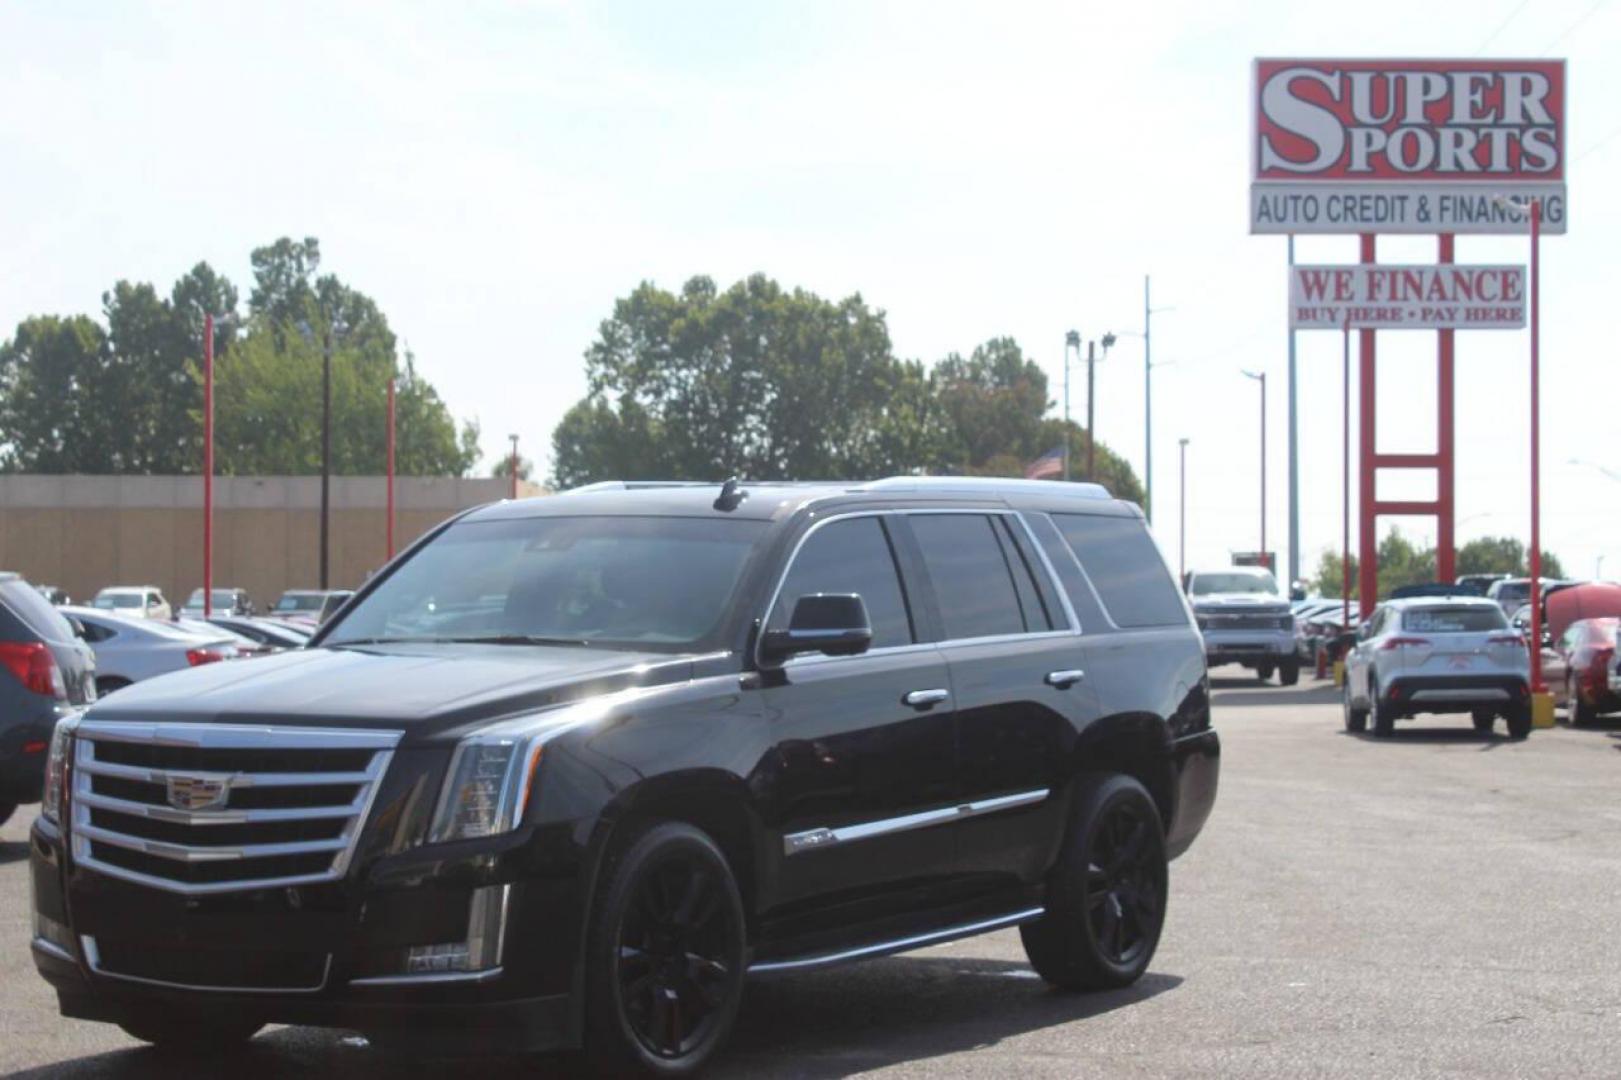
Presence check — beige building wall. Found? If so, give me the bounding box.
[0,475,546,610]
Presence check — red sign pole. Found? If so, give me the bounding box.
[203,314,214,619]
[1342,315,1351,631]
[1358,234,1378,616]
[1528,199,1544,692]
[1436,234,1457,584]
[386,376,396,560]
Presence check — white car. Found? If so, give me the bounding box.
[90,586,172,621]
[1342,596,1531,739]
[64,607,239,696]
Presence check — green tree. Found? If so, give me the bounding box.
[1311,549,1358,600]
[1456,535,1565,579]
[1310,531,1566,599]
[933,337,1049,469]
[0,315,111,472]
[493,454,535,481]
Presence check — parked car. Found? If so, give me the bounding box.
[29,477,1220,1073]
[1553,617,1621,726]
[34,585,72,606]
[1343,597,1531,738]
[90,586,171,621]
[64,608,240,696]
[268,588,354,626]
[201,614,311,650]
[1455,573,1509,596]
[1485,577,1566,616]
[180,587,255,617]
[1186,566,1299,684]
[0,573,96,828]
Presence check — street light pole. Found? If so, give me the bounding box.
[1286,234,1300,588]
[1144,276,1153,523]
[1063,331,1080,482]
[508,434,520,500]
[1243,370,1267,570]
[386,376,396,560]
[320,329,332,591]
[1178,437,1190,580]
[203,314,215,619]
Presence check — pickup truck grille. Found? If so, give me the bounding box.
[69,720,402,896]
[1200,613,1287,630]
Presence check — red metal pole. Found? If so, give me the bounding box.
[1437,234,1456,584]
[203,314,214,619]
[1528,200,1544,692]
[1358,234,1378,615]
[1259,373,1267,569]
[1342,316,1351,630]
[386,376,396,560]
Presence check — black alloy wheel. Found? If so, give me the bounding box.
[585,822,745,1076]
[1021,774,1167,991]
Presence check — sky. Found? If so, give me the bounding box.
[3,0,1619,587]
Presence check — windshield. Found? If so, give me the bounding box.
[1190,572,1279,597]
[325,515,769,651]
[185,589,236,608]
[95,593,143,609]
[276,593,325,612]
[1402,606,1509,633]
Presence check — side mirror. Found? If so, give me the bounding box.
[761,594,873,662]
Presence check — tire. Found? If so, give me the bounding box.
[1471,710,1495,735]
[1504,704,1532,740]
[1370,680,1394,737]
[1256,663,1275,682]
[0,802,15,829]
[95,677,131,697]
[1343,682,1367,734]
[1021,774,1167,992]
[117,1013,262,1051]
[1279,660,1300,687]
[583,821,746,1077]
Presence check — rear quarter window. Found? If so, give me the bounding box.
[0,578,77,642]
[1050,513,1188,628]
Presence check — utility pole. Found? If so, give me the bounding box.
[1063,331,1080,481]
[508,434,521,500]
[319,328,332,590]
[386,376,396,560]
[1243,370,1267,570]
[1178,437,1190,580]
[1085,340,1097,480]
[1286,235,1300,588]
[1144,275,1153,523]
[203,314,215,618]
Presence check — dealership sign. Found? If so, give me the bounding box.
[1290,264,1525,330]
[1251,59,1566,234]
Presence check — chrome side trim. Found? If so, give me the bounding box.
[82,936,331,994]
[1014,511,1082,632]
[349,967,505,988]
[748,906,1046,974]
[31,938,76,964]
[783,788,1049,855]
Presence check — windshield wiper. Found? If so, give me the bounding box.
[431,634,595,647]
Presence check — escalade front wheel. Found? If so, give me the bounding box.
[1021,774,1167,991]
[584,821,746,1077]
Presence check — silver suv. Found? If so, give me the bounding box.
[1342,596,1531,738]
[1186,567,1298,684]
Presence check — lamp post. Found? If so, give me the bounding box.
[1088,333,1115,481]
[296,318,335,590]
[1242,370,1268,571]
[1062,331,1080,481]
[1178,437,1190,580]
[508,434,520,500]
[386,376,396,560]
[203,314,215,618]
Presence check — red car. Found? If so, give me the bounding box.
[1555,616,1621,726]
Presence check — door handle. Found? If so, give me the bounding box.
[903,688,950,709]
[1045,669,1085,688]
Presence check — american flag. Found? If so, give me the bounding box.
[1024,445,1065,480]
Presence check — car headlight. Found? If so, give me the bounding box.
[427,733,544,843]
[40,714,80,825]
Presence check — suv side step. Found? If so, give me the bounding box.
[747,906,1045,976]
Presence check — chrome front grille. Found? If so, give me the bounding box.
[70,721,402,895]
[1202,613,1287,630]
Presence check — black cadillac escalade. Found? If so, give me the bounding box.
[29,477,1219,1076]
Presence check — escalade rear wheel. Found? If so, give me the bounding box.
[116,1013,263,1051]
[1021,774,1167,991]
[584,821,746,1077]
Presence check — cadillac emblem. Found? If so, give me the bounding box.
[166,775,229,812]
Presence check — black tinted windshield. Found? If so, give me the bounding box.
[325,515,768,651]
[1190,572,1278,597]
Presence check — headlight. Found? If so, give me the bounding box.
[427,734,543,843]
[40,714,79,825]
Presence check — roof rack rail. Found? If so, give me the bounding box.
[860,476,1113,499]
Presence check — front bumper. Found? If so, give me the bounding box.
[28,815,586,1054]
[1198,628,1295,665]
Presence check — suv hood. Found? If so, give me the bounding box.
[77,643,704,743]
[1190,593,1292,612]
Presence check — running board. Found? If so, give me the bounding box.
[747,906,1045,975]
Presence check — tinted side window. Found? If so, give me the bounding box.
[909,514,1027,640]
[769,517,914,649]
[996,518,1055,631]
[0,579,76,642]
[1051,513,1187,628]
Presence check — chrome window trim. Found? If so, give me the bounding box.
[82,936,332,995]
[69,722,402,896]
[757,508,1082,672]
[783,788,1049,855]
[748,906,1047,974]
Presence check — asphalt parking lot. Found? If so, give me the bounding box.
[2,675,1618,1078]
